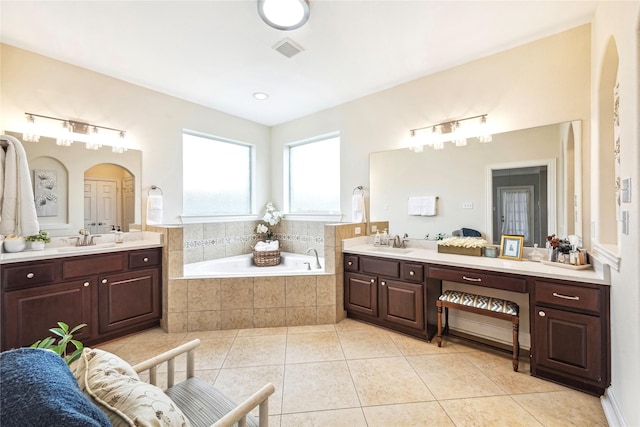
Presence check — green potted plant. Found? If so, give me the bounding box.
[31,322,87,366]
[25,230,51,251]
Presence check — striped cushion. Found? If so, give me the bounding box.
[439,290,519,315]
[165,377,259,427]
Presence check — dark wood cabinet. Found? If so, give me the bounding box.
[3,279,94,349]
[98,268,160,334]
[344,254,437,339]
[531,279,609,395]
[1,247,162,351]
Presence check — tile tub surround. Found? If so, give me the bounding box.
[151,222,374,333]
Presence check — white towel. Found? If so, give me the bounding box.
[0,135,40,236]
[352,194,366,223]
[146,194,163,225]
[254,240,279,251]
[420,196,437,216]
[407,196,437,216]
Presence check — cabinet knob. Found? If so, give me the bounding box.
[409,270,415,276]
[381,281,386,286]
[348,261,353,266]
[370,279,375,283]
[143,257,149,262]
[83,282,90,287]
[26,272,35,279]
[538,310,546,317]
[101,278,108,284]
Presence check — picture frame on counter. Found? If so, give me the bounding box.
[500,234,524,260]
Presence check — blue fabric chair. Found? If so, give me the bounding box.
[0,348,110,427]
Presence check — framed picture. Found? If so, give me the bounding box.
[500,235,524,260]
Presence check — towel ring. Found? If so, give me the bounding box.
[149,185,163,196]
[353,186,364,196]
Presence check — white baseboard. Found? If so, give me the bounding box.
[448,315,531,349]
[601,387,627,427]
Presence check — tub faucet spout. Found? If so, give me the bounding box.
[306,248,322,269]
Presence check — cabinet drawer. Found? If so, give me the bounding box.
[535,281,600,313]
[62,253,126,279]
[361,257,400,278]
[344,255,359,272]
[428,266,527,293]
[129,249,160,269]
[2,262,56,290]
[402,263,424,283]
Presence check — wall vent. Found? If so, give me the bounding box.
[272,38,305,58]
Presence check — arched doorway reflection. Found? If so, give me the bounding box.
[84,164,135,233]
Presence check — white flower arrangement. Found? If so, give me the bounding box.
[255,202,283,240]
[437,236,487,248]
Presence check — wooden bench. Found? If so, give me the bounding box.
[436,290,520,371]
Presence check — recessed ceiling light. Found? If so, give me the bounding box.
[253,92,269,100]
[258,0,310,31]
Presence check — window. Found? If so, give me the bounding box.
[183,131,252,216]
[287,134,340,213]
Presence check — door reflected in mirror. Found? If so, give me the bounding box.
[84,164,135,233]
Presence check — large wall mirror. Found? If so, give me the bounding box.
[8,131,142,237]
[370,121,582,247]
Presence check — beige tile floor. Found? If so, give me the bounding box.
[96,319,608,427]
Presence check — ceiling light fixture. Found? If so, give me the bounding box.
[258,0,310,31]
[253,92,269,100]
[409,114,491,152]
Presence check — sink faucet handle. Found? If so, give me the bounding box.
[68,236,81,247]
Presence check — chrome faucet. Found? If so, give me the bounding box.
[306,248,322,269]
[391,233,410,248]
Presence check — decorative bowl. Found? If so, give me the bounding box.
[3,237,27,253]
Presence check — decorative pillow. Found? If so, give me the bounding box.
[0,348,111,427]
[74,348,190,427]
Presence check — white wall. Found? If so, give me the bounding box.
[0,44,271,226]
[591,3,640,426]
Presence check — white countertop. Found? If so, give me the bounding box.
[343,237,610,286]
[0,232,163,264]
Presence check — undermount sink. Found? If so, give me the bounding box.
[370,246,413,254]
[57,243,116,253]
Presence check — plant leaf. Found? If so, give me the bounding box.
[49,327,66,338]
[69,323,87,334]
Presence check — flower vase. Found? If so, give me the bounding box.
[30,241,46,251]
[548,248,558,262]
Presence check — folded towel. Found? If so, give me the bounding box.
[352,194,366,223]
[254,240,279,251]
[146,194,163,225]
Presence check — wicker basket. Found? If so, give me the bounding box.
[253,249,281,267]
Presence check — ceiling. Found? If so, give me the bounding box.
[1,1,596,127]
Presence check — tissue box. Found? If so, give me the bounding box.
[437,245,482,257]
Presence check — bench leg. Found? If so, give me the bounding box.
[436,301,443,347]
[512,316,520,372]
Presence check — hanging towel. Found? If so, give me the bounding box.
[407,196,437,216]
[146,194,163,225]
[420,196,437,216]
[0,135,40,236]
[352,194,366,223]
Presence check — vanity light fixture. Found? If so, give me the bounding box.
[22,113,127,152]
[23,114,40,142]
[408,114,491,151]
[258,0,310,31]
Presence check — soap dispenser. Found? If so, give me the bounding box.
[374,230,381,246]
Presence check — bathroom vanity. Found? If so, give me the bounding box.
[343,240,610,396]
[1,237,162,351]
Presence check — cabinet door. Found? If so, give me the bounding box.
[534,305,602,382]
[3,279,93,349]
[345,272,378,317]
[380,279,424,331]
[98,269,160,334]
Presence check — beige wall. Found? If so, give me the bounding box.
[0,44,271,226]
[271,25,592,247]
[591,2,640,426]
